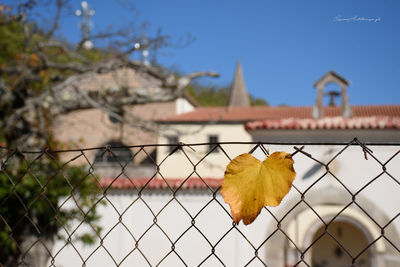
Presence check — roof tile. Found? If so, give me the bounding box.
[245,116,400,130]
[159,105,400,122]
[101,177,222,190]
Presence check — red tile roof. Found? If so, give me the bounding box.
[101,177,222,190]
[158,105,400,123]
[246,116,400,130]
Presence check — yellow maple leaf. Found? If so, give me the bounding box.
[221,152,296,225]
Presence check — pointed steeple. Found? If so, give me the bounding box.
[228,62,250,107]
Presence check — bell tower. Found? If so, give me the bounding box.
[312,71,352,118]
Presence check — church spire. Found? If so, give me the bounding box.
[227,62,250,107]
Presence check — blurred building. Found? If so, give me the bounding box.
[153,66,400,267]
[52,64,400,267]
[53,66,197,178]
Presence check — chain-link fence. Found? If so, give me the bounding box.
[1,138,400,267]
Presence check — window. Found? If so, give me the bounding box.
[208,135,219,153]
[140,149,157,165]
[167,135,179,153]
[94,141,133,165]
[109,109,124,124]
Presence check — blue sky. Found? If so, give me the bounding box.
[8,0,400,106]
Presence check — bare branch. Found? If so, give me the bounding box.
[0,78,12,107]
[73,85,159,133]
[41,61,90,73]
[176,71,220,91]
[35,41,90,63]
[0,1,220,150]
[45,0,64,38]
[3,56,219,140]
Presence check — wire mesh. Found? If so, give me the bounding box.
[1,138,400,267]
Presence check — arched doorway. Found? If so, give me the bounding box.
[311,221,371,267]
[265,187,400,266]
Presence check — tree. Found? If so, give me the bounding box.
[250,96,269,106]
[0,155,103,267]
[0,1,218,149]
[0,1,217,265]
[186,83,268,107]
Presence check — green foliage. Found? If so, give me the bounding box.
[250,96,269,106]
[0,8,106,148]
[0,16,24,65]
[0,10,106,261]
[185,83,268,107]
[0,153,102,263]
[186,84,230,106]
[0,10,106,97]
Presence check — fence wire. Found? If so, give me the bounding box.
[1,138,400,267]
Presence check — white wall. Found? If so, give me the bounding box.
[256,144,400,266]
[49,143,400,266]
[51,192,275,267]
[175,98,195,115]
[157,123,252,178]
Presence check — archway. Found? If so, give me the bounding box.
[311,221,371,267]
[264,186,400,266]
